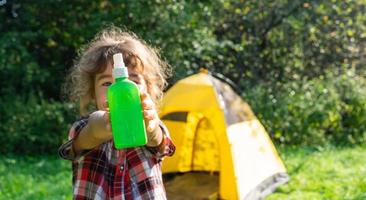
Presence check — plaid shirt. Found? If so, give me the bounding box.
[58,118,175,200]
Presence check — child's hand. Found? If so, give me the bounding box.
[141,91,163,147]
[88,110,113,143]
[71,109,112,153]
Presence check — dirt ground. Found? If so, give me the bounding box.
[163,172,219,200]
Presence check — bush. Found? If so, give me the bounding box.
[1,1,366,152]
[0,95,76,155]
[245,70,366,146]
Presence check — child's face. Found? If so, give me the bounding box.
[94,63,147,111]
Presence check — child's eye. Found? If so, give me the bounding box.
[102,82,112,87]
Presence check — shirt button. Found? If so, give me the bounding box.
[120,165,124,171]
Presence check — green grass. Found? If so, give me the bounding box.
[0,155,72,200]
[0,146,365,199]
[267,145,366,200]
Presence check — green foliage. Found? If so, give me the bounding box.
[0,95,76,154]
[204,0,366,88]
[245,70,366,146]
[0,0,365,152]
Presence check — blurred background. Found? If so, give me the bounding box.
[0,0,365,199]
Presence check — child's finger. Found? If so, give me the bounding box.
[147,120,158,132]
[103,111,109,121]
[138,84,147,94]
[106,123,111,131]
[144,110,156,120]
[103,100,109,109]
[104,112,112,131]
[140,90,148,100]
[142,99,154,110]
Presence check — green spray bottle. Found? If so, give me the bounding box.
[107,53,147,149]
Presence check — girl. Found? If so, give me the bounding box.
[59,26,175,200]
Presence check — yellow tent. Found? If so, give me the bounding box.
[159,71,289,200]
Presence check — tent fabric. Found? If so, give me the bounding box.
[159,72,289,200]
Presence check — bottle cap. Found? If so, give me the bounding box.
[113,53,128,78]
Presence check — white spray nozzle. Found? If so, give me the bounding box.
[113,53,125,68]
[113,53,128,78]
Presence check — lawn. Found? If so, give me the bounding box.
[267,145,366,200]
[0,155,72,200]
[0,145,365,199]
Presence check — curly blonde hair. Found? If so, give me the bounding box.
[64,26,171,116]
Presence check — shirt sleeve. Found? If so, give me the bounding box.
[145,121,176,160]
[58,117,91,161]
